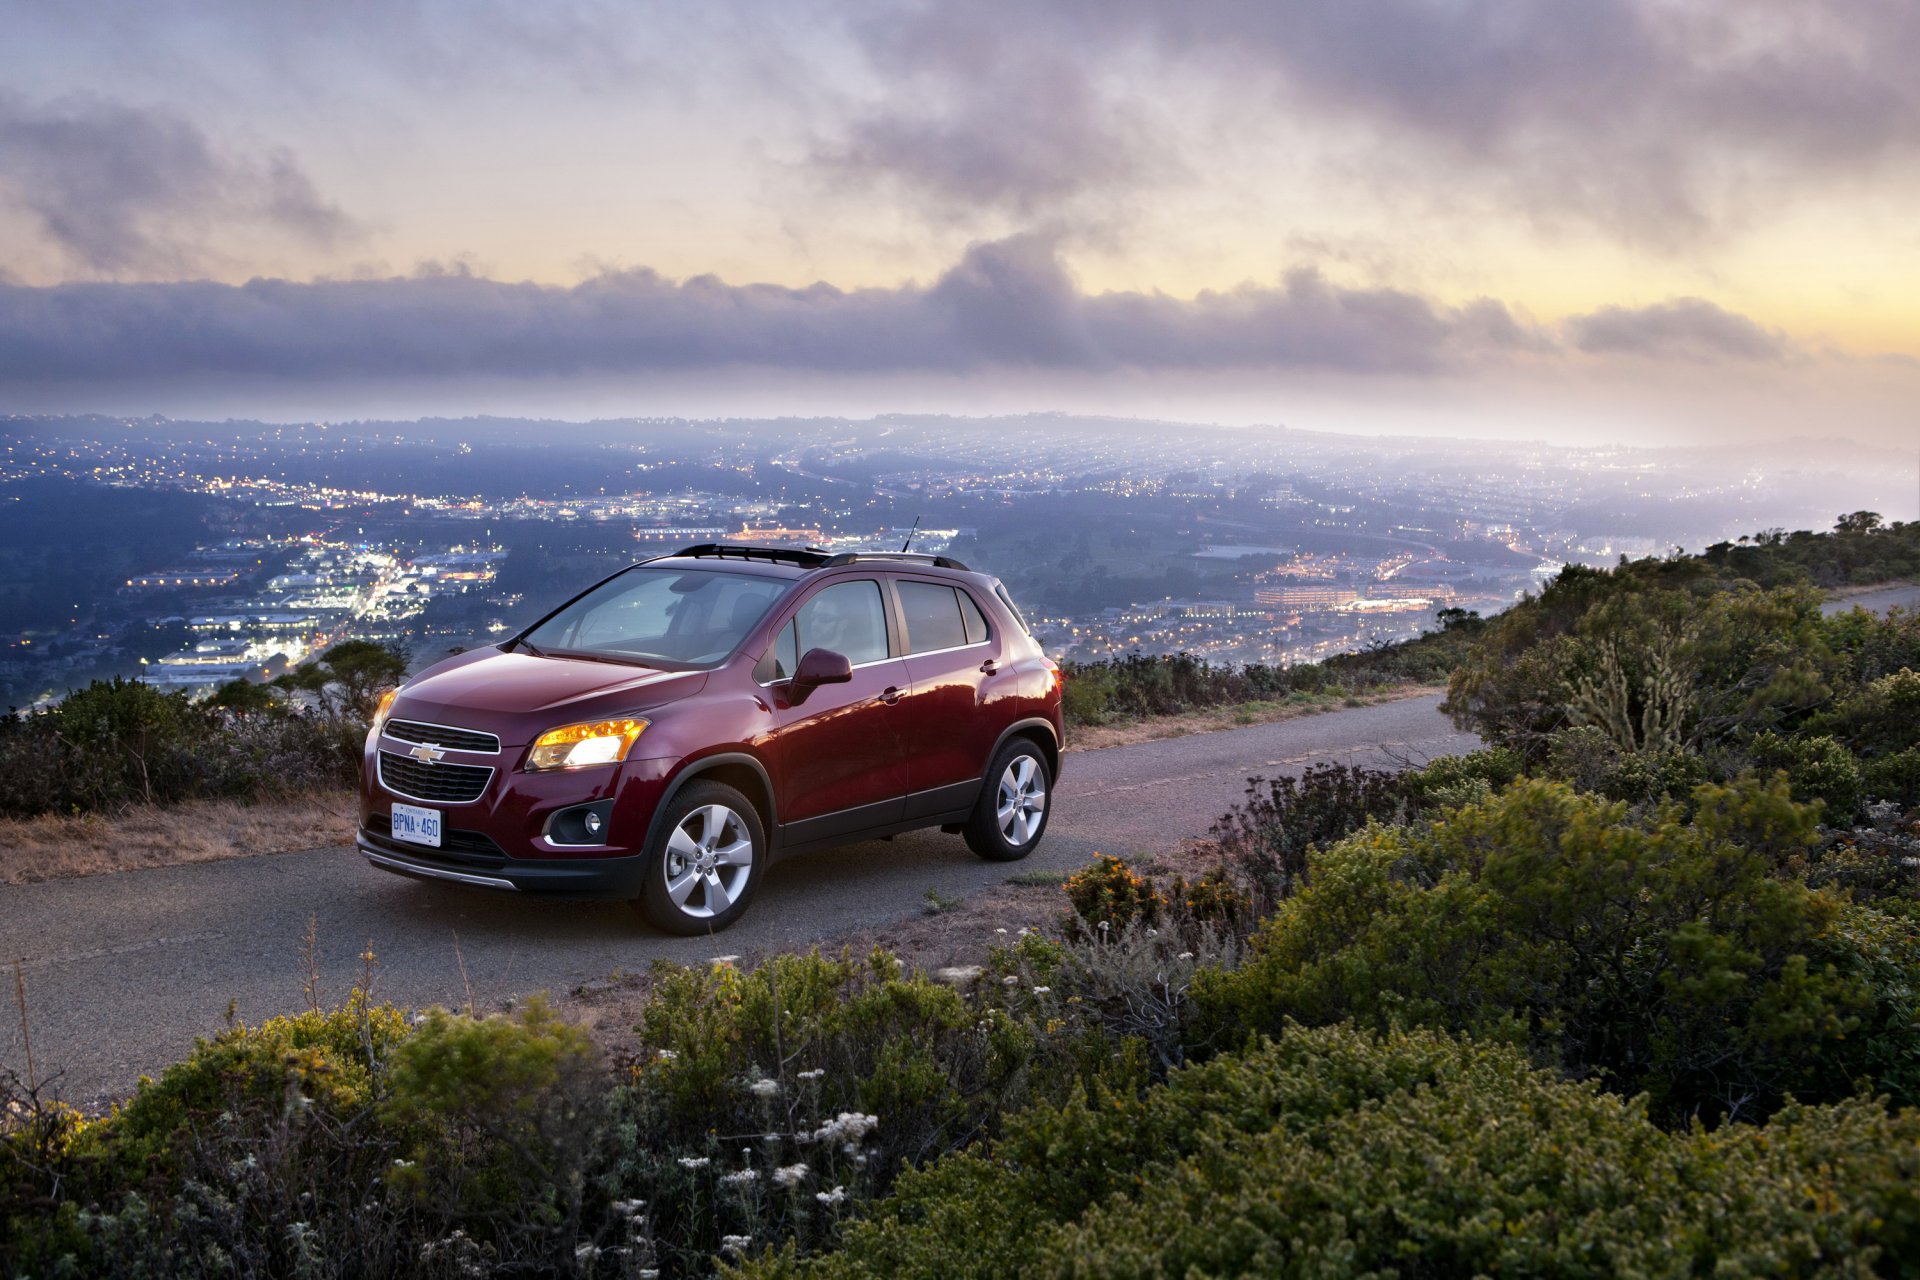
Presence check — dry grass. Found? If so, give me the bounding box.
[1066,683,1445,753]
[0,790,359,885]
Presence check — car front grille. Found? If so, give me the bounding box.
[384,719,501,754]
[377,751,494,804]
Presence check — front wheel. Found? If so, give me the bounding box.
[964,740,1051,861]
[634,781,766,935]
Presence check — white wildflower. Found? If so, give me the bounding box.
[677,1156,711,1170]
[721,1169,758,1187]
[994,928,1008,935]
[610,1198,646,1216]
[807,1111,880,1145]
[575,1243,602,1263]
[1145,928,1158,938]
[797,1068,825,1081]
[656,1048,678,1061]
[1031,986,1050,995]
[1177,951,1195,961]
[773,1163,810,1189]
[720,1234,753,1256]
[1001,975,1019,986]
[748,1077,780,1098]
[816,1185,847,1206]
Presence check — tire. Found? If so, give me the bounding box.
[634,781,767,935]
[964,739,1052,861]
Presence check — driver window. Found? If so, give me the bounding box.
[794,580,889,666]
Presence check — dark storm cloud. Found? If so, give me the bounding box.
[825,0,1920,247]
[0,236,1557,384]
[0,93,358,275]
[1565,299,1791,362]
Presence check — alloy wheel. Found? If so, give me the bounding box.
[662,803,754,918]
[995,755,1047,846]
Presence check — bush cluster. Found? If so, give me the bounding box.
[0,640,405,817]
[735,1023,1920,1280]
[1197,777,1920,1124]
[0,678,363,816]
[1444,519,1920,824]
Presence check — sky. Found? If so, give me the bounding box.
[2,0,1919,451]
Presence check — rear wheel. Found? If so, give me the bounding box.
[964,739,1051,861]
[635,781,765,935]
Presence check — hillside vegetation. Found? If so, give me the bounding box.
[4,514,1918,1276]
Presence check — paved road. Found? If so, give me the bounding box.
[1,694,1474,1108]
[1822,581,1920,617]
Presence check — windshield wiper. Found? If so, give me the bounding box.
[514,637,545,657]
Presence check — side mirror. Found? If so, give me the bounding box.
[789,647,852,703]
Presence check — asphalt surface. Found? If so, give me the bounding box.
[1,693,1475,1108]
[1821,581,1920,616]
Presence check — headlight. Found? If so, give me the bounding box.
[370,687,400,732]
[526,718,650,771]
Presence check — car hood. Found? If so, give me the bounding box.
[388,647,708,746]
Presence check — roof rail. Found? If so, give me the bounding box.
[818,551,971,571]
[669,543,831,567]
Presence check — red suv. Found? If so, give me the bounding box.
[357,545,1062,933]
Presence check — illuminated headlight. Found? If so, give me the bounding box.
[369,687,400,735]
[527,718,649,771]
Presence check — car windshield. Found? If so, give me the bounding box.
[518,567,789,669]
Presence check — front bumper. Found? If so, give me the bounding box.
[357,827,653,898]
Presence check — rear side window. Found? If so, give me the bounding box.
[899,581,969,653]
[957,589,992,645]
[993,582,1031,634]
[794,579,889,665]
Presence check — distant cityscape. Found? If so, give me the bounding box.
[0,412,1904,707]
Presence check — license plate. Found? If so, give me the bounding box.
[391,803,442,848]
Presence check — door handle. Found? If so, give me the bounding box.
[878,686,903,705]
[978,659,999,675]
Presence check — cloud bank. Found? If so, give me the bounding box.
[0,93,358,278]
[825,0,1920,247]
[0,235,1806,389]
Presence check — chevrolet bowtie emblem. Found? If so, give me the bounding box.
[408,742,447,765]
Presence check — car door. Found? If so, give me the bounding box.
[760,577,910,839]
[894,576,1005,818]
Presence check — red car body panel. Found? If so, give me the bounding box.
[357,552,1062,901]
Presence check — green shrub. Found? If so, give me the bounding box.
[1404,745,1523,808]
[383,996,605,1238]
[1864,747,1920,805]
[731,1023,1920,1280]
[1809,666,1920,757]
[1750,731,1865,820]
[1193,778,1910,1123]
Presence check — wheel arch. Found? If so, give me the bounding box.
[640,751,777,859]
[990,717,1060,783]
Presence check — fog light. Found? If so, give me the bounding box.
[584,811,602,835]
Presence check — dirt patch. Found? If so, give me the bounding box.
[1066,684,1445,753]
[0,790,359,884]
